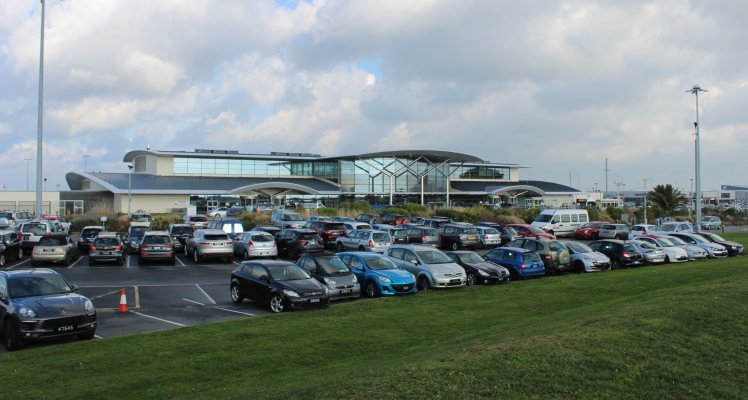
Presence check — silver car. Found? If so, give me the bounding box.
[185,229,234,263]
[667,233,728,258]
[626,240,667,264]
[635,236,689,263]
[386,244,466,290]
[655,235,708,260]
[31,235,79,266]
[560,241,611,272]
[475,226,501,248]
[598,224,630,240]
[335,230,391,253]
[233,231,278,260]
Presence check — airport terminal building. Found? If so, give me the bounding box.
[64,149,582,214]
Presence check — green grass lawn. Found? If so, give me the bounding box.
[4,234,748,399]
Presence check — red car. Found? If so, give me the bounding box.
[381,214,411,226]
[573,221,608,240]
[507,224,556,239]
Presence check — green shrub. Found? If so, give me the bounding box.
[316,207,338,216]
[383,207,410,216]
[606,206,623,222]
[151,215,183,230]
[352,200,371,212]
[434,208,476,223]
[402,203,428,215]
[586,206,600,221]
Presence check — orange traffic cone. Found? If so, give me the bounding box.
[118,288,129,313]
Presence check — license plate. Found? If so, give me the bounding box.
[153,246,163,250]
[43,248,55,252]
[450,279,461,283]
[102,251,111,255]
[467,236,476,240]
[340,289,351,294]
[309,298,320,303]
[57,325,75,332]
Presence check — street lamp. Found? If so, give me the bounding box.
[34,0,46,220]
[128,164,133,215]
[44,177,47,191]
[688,84,707,232]
[643,178,648,225]
[689,178,694,218]
[24,158,32,191]
[82,154,90,173]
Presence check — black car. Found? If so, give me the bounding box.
[0,269,97,351]
[276,229,325,259]
[167,224,194,252]
[445,250,510,285]
[303,221,347,249]
[230,260,330,313]
[296,253,361,300]
[125,227,148,254]
[476,222,517,245]
[0,230,23,267]
[587,239,644,269]
[693,232,744,256]
[77,226,104,253]
[404,226,440,246]
[89,234,126,265]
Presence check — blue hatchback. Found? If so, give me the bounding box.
[483,247,545,279]
[337,252,417,297]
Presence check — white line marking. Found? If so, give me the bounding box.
[8,258,30,269]
[94,334,103,339]
[175,255,186,267]
[125,255,130,268]
[215,307,256,316]
[67,256,84,269]
[182,298,205,306]
[90,289,121,300]
[195,284,217,304]
[132,311,186,327]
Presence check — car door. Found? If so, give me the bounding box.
[275,231,293,255]
[248,265,273,303]
[298,256,322,283]
[344,255,367,284]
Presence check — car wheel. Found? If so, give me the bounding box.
[366,281,378,298]
[64,254,72,266]
[0,253,5,267]
[137,258,144,267]
[118,257,124,266]
[574,261,585,273]
[466,272,477,286]
[665,256,671,264]
[612,259,622,270]
[336,242,344,252]
[269,294,284,313]
[90,258,97,266]
[416,276,430,291]
[225,256,232,264]
[78,331,95,340]
[193,250,199,264]
[451,242,459,251]
[478,241,484,249]
[358,245,365,251]
[509,269,519,280]
[230,283,243,304]
[243,250,249,261]
[4,320,20,351]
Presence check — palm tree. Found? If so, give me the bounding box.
[647,184,687,214]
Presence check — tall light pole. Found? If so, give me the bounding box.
[128,164,133,215]
[24,158,32,191]
[643,178,648,225]
[34,0,46,219]
[688,85,707,232]
[83,154,90,173]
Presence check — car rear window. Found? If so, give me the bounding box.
[188,216,207,222]
[324,223,346,231]
[623,244,638,252]
[299,233,320,241]
[391,229,407,238]
[204,234,229,241]
[143,235,170,245]
[461,228,478,235]
[483,228,500,234]
[22,224,48,235]
[170,226,194,235]
[547,241,565,251]
[38,236,66,246]
[95,238,120,246]
[251,234,273,242]
[372,232,390,241]
[81,228,102,238]
[422,229,438,236]
[523,252,541,262]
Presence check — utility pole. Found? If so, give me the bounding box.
[643,178,648,225]
[604,158,610,198]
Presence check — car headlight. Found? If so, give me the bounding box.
[478,269,489,276]
[283,289,300,298]
[84,300,94,311]
[323,278,337,286]
[376,275,391,283]
[351,275,358,283]
[410,273,416,280]
[19,307,37,318]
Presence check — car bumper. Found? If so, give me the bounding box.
[31,254,67,263]
[328,284,361,300]
[431,276,466,288]
[140,251,175,261]
[285,296,330,310]
[18,312,97,342]
[584,262,610,272]
[378,282,417,295]
[247,248,278,257]
[196,247,233,258]
[89,251,125,261]
[480,274,510,284]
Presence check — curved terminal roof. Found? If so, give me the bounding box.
[450,180,580,195]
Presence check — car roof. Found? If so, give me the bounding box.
[495,246,532,254]
[337,251,386,258]
[82,226,104,230]
[241,259,296,267]
[389,243,439,250]
[197,229,229,235]
[144,231,169,235]
[0,268,59,278]
[592,239,625,244]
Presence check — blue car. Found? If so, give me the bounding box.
[337,252,417,297]
[483,247,545,279]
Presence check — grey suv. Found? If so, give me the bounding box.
[386,244,466,290]
[335,230,391,253]
[185,229,233,263]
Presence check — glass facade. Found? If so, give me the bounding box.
[174,157,292,176]
[449,165,510,180]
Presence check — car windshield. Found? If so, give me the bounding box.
[38,236,67,246]
[131,214,152,222]
[687,235,708,244]
[171,226,193,235]
[416,250,453,264]
[483,228,500,235]
[650,238,669,247]
[658,224,678,232]
[372,232,390,241]
[534,214,553,223]
[703,233,727,242]
[564,242,593,253]
[637,241,657,250]
[268,264,310,281]
[503,227,518,236]
[317,257,350,275]
[282,213,303,221]
[457,252,484,264]
[8,275,72,298]
[189,216,207,222]
[363,257,397,270]
[22,224,47,235]
[81,228,102,238]
[526,226,547,235]
[666,236,687,246]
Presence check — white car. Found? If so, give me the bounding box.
[700,216,722,230]
[656,235,709,260]
[626,240,667,264]
[667,233,727,258]
[628,224,659,240]
[636,236,689,263]
[657,222,694,233]
[207,207,229,218]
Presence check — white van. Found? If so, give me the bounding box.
[531,209,589,237]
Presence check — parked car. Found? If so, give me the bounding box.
[0,230,23,267]
[275,229,324,260]
[483,247,545,280]
[438,224,480,250]
[296,253,361,300]
[700,216,722,230]
[125,226,147,254]
[167,223,194,252]
[559,241,611,273]
[0,211,33,230]
[635,236,689,263]
[183,214,208,229]
[657,222,694,233]
[386,244,466,290]
[19,221,60,255]
[206,217,244,240]
[475,226,501,249]
[507,224,556,240]
[626,240,667,265]
[335,230,391,253]
[89,234,126,265]
[587,240,644,269]
[77,226,104,254]
[304,221,347,249]
[573,221,608,240]
[207,207,230,218]
[233,231,278,260]
[645,235,708,261]
[445,251,510,285]
[628,224,659,240]
[0,268,96,351]
[531,209,590,237]
[138,231,176,266]
[666,233,728,258]
[692,232,743,256]
[338,252,417,297]
[225,207,245,217]
[404,226,440,246]
[250,226,282,238]
[506,238,570,273]
[230,260,330,313]
[381,214,411,226]
[129,212,153,229]
[271,209,306,229]
[31,234,80,266]
[372,224,409,244]
[307,216,333,223]
[476,222,518,245]
[597,224,630,240]
[421,217,452,229]
[185,229,234,263]
[355,213,382,224]
[342,221,372,234]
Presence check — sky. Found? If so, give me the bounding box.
[1,0,746,194]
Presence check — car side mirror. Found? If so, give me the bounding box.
[71,284,79,292]
[262,276,271,283]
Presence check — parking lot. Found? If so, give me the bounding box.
[0,252,276,353]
